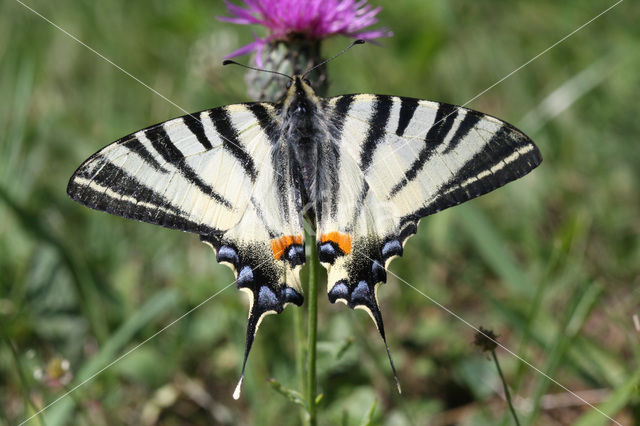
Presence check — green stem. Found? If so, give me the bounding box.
[1,329,47,426]
[492,350,520,426]
[62,384,91,425]
[306,230,319,426]
[293,304,306,425]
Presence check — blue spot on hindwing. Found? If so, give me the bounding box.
[217,245,239,266]
[282,287,304,306]
[371,260,387,283]
[237,266,254,287]
[286,245,305,266]
[381,240,402,260]
[318,243,337,263]
[257,286,279,311]
[328,281,349,303]
[350,281,371,305]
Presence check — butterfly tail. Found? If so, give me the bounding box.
[370,305,402,394]
[327,279,402,393]
[233,303,261,400]
[353,283,402,395]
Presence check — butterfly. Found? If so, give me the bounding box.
[67,73,541,397]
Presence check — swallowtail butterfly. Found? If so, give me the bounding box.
[68,73,541,396]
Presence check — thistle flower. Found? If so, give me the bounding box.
[219,0,391,65]
[218,0,391,100]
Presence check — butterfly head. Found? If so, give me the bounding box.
[283,76,318,118]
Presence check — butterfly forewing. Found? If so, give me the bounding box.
[341,95,541,223]
[69,109,249,233]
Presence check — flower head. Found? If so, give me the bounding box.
[34,357,73,389]
[474,327,499,353]
[219,0,391,66]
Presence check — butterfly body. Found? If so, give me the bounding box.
[68,75,541,394]
[280,76,334,219]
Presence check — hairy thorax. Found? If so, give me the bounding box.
[280,79,330,211]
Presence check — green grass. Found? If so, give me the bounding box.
[1,0,639,424]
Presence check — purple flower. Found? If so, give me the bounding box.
[219,0,392,66]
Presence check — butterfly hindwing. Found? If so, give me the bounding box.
[68,102,306,393]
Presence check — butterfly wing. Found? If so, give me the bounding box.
[67,103,306,393]
[317,94,541,388]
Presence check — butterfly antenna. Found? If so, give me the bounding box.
[222,59,293,81]
[302,39,365,79]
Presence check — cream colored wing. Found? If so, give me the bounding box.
[316,94,541,390]
[68,102,306,397]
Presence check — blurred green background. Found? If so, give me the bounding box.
[1,0,639,424]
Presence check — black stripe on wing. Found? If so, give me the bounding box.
[246,103,280,145]
[126,136,168,172]
[395,97,419,137]
[399,121,542,228]
[249,196,278,239]
[209,107,259,182]
[182,113,213,150]
[67,156,219,235]
[388,103,458,197]
[359,95,394,171]
[346,179,369,233]
[145,126,233,209]
[442,109,483,154]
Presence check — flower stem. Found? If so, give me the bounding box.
[305,230,319,425]
[1,328,46,426]
[293,302,306,425]
[491,350,520,426]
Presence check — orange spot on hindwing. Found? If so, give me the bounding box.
[320,231,352,255]
[270,235,303,260]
